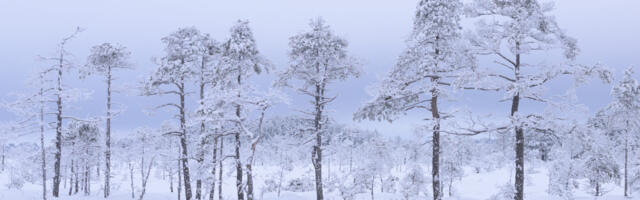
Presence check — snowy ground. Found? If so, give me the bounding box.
[0,165,633,200]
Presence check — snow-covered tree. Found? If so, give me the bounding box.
[276,17,360,200]
[81,42,132,198]
[3,70,54,200]
[63,121,100,196]
[36,27,86,197]
[353,1,480,199]
[190,31,220,200]
[205,20,271,200]
[465,1,612,199]
[590,67,640,197]
[142,27,205,200]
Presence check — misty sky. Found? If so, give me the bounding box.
[1,0,639,138]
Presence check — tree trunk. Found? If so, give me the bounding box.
[218,136,224,200]
[625,133,629,197]
[235,71,245,200]
[595,182,600,196]
[69,160,74,196]
[197,77,206,200]
[170,167,174,193]
[512,50,524,200]
[40,84,47,200]
[312,84,325,200]
[246,164,254,200]
[209,136,218,200]
[53,54,63,197]
[178,150,183,200]
[130,162,135,199]
[431,88,441,200]
[235,131,244,200]
[138,157,154,200]
[179,79,193,200]
[1,144,4,172]
[105,67,112,198]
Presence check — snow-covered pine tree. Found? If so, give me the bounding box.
[191,32,220,200]
[142,27,205,200]
[353,1,475,199]
[465,1,612,199]
[81,42,132,198]
[276,17,360,200]
[36,27,85,197]
[3,71,54,200]
[592,67,640,197]
[214,20,271,200]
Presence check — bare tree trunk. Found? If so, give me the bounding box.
[512,51,524,200]
[218,136,224,200]
[312,84,325,200]
[69,160,74,196]
[595,182,600,196]
[370,175,375,200]
[74,162,79,195]
[85,156,90,195]
[130,162,135,199]
[138,157,155,200]
[235,72,245,200]
[625,128,629,197]
[431,88,441,200]
[1,144,4,172]
[105,67,112,198]
[245,164,254,200]
[209,136,218,200]
[170,167,174,193]
[40,82,47,200]
[235,131,244,200]
[246,108,266,200]
[178,143,183,200]
[179,79,193,200]
[53,53,64,197]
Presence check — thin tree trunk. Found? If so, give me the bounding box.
[209,136,218,200]
[128,162,135,198]
[138,157,155,200]
[370,175,374,200]
[246,108,266,200]
[74,159,79,194]
[1,144,4,172]
[196,55,208,200]
[431,86,441,200]
[170,167,174,193]
[85,156,90,195]
[179,78,193,200]
[53,53,64,197]
[218,136,224,200]
[513,50,524,200]
[69,160,74,196]
[105,67,112,198]
[235,71,245,200]
[235,131,244,200]
[624,128,629,197]
[312,84,325,200]
[178,142,183,200]
[40,81,47,200]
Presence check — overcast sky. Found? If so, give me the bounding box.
[1,0,639,138]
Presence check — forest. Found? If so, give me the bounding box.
[0,0,638,200]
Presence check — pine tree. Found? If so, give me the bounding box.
[277,17,360,200]
[354,1,475,199]
[81,42,132,198]
[465,1,612,199]
[143,27,206,200]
